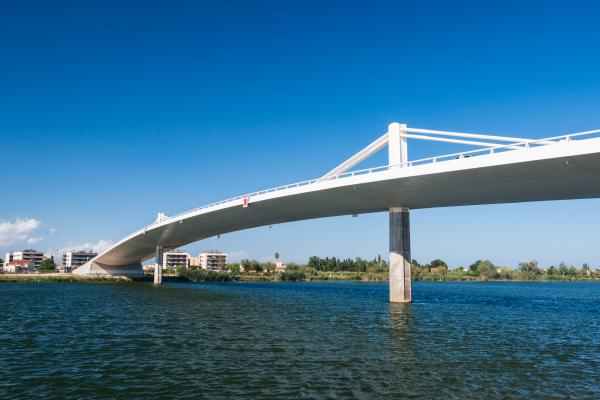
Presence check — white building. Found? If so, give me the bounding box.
[62,251,97,269]
[143,264,157,273]
[188,256,202,268]
[163,249,190,269]
[275,262,286,272]
[199,250,227,272]
[5,249,46,269]
[4,260,34,273]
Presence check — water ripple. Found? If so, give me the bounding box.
[0,281,599,398]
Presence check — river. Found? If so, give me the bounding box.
[1,281,599,399]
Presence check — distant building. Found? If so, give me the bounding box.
[62,251,97,269]
[0,258,3,271]
[199,250,227,272]
[143,264,157,272]
[188,256,202,268]
[275,262,286,272]
[5,249,47,269]
[4,260,34,273]
[57,265,73,274]
[163,249,190,269]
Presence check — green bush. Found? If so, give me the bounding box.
[279,272,306,281]
[37,258,56,272]
[176,267,237,282]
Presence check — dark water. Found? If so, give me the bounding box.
[1,281,599,399]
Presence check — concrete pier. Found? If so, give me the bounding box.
[389,207,411,303]
[154,246,163,285]
[388,122,411,302]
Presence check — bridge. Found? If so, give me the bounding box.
[74,122,600,302]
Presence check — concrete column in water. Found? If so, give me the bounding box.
[388,122,411,303]
[154,246,163,285]
[389,207,411,303]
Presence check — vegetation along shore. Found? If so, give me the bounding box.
[4,256,600,283]
[151,257,600,283]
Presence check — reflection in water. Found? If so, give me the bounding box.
[388,302,413,332]
[386,302,422,397]
[1,281,600,398]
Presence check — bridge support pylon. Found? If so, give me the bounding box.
[154,246,163,285]
[388,122,411,302]
[389,207,411,303]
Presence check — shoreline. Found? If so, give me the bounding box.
[2,273,600,284]
[0,273,134,283]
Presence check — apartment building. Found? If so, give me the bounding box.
[199,250,228,272]
[5,249,46,269]
[163,249,190,269]
[62,251,98,269]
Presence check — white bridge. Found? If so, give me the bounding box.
[74,122,600,302]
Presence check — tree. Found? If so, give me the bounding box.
[581,263,591,277]
[470,260,498,279]
[581,263,590,272]
[429,259,448,269]
[228,263,241,274]
[38,258,56,272]
[264,262,276,274]
[305,255,389,274]
[241,259,263,274]
[558,262,569,277]
[518,260,543,279]
[469,260,482,272]
[241,259,255,273]
[253,261,264,274]
[285,262,300,271]
[308,256,320,270]
[427,259,448,274]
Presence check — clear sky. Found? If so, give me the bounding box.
[1,0,600,268]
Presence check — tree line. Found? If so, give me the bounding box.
[227,257,598,281]
[307,256,388,273]
[15,255,600,283]
[412,258,600,281]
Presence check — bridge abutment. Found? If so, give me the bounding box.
[154,246,163,285]
[389,207,411,303]
[72,261,143,277]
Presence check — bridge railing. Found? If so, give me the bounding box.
[406,129,600,167]
[155,129,600,227]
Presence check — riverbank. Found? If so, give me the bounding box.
[3,271,600,283]
[237,274,600,283]
[161,269,600,283]
[0,273,134,283]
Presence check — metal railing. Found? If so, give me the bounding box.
[152,128,600,228]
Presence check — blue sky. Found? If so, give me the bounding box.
[1,0,600,268]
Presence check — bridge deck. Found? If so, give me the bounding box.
[75,136,600,271]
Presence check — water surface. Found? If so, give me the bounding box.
[1,281,599,399]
